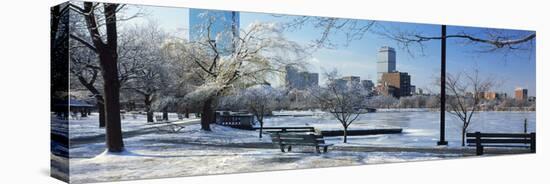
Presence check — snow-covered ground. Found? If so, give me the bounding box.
[69,124,460,183]
[64,113,198,139]
[63,110,534,183]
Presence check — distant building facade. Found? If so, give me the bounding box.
[515,88,528,100]
[284,65,318,90]
[379,72,411,98]
[341,76,361,85]
[361,80,375,92]
[189,9,240,55]
[483,91,506,100]
[377,46,396,83]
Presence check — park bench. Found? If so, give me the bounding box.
[259,126,316,133]
[466,132,536,155]
[216,115,255,130]
[155,115,163,122]
[270,132,333,153]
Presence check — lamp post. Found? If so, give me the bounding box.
[437,25,448,146]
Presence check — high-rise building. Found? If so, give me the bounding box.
[483,91,506,100]
[361,80,374,91]
[341,76,361,84]
[515,88,528,100]
[284,65,318,90]
[329,78,348,90]
[189,9,240,55]
[377,46,396,83]
[379,72,411,98]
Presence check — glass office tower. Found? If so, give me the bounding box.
[189,9,240,55]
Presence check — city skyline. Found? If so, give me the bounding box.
[123,5,536,96]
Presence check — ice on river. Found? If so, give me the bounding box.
[265,110,536,147]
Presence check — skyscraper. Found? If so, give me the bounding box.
[515,88,528,100]
[377,46,396,83]
[189,9,240,55]
[284,65,318,90]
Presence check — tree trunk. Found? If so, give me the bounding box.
[101,59,124,152]
[97,100,106,128]
[259,119,264,138]
[144,95,153,123]
[184,109,190,118]
[163,107,168,121]
[201,98,215,131]
[461,127,466,147]
[80,110,87,117]
[343,126,348,143]
[81,2,124,152]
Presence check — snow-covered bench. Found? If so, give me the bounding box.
[270,132,333,153]
[466,132,536,155]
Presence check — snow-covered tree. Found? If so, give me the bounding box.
[122,23,170,122]
[240,85,284,138]
[310,70,368,143]
[368,95,399,109]
[169,19,307,131]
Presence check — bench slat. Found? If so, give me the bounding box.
[467,138,531,144]
[467,144,530,148]
[270,132,331,153]
[466,133,531,138]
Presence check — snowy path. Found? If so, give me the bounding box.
[70,118,200,146]
[67,123,466,183]
[69,140,460,184]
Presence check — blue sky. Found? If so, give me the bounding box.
[123,5,536,96]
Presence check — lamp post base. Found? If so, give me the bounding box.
[437,141,448,146]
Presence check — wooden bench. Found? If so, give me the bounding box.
[260,126,316,133]
[155,115,163,122]
[270,132,333,153]
[216,115,255,130]
[466,132,536,155]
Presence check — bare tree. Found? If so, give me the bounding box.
[374,24,535,56]
[68,20,151,127]
[445,70,494,146]
[240,85,282,138]
[310,70,367,143]
[283,16,534,56]
[69,2,125,152]
[282,16,375,49]
[69,40,106,127]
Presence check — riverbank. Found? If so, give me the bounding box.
[62,112,535,183]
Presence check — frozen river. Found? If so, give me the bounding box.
[265,110,536,147]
